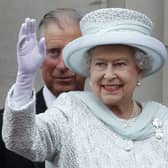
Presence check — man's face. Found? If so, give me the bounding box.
[41,22,85,96]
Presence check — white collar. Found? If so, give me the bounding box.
[43,86,56,108]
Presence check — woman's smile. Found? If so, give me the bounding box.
[102,84,123,93]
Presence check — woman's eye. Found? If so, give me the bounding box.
[114,62,126,67]
[93,62,107,70]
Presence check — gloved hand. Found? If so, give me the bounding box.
[12,18,46,106]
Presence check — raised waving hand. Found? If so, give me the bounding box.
[13,18,46,105]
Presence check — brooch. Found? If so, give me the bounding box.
[152,118,163,140]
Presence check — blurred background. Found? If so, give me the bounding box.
[0,0,168,108]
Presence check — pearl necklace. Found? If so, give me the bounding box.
[129,101,140,119]
[122,101,141,128]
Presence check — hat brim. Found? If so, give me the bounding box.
[63,31,167,77]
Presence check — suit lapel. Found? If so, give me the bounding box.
[36,88,47,114]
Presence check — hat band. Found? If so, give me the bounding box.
[82,23,151,36]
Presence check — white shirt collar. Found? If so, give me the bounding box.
[43,85,56,108]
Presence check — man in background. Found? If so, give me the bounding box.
[0,8,85,168]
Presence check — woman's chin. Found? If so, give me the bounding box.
[101,95,122,107]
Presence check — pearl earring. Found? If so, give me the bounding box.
[136,80,142,86]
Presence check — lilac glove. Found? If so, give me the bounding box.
[13,18,46,106]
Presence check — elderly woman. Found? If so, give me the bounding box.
[2,8,168,167]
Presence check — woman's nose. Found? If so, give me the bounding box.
[103,66,117,80]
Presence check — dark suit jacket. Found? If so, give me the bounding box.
[0,88,47,168]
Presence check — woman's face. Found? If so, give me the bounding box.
[90,45,142,109]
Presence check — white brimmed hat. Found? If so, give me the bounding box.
[63,8,167,77]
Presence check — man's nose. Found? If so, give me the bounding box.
[56,55,68,70]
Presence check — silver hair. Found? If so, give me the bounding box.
[134,49,152,75]
[86,46,152,77]
[38,8,82,35]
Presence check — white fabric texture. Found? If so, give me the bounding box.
[43,86,57,167]
[2,88,168,168]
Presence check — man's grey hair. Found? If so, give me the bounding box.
[39,8,82,34]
